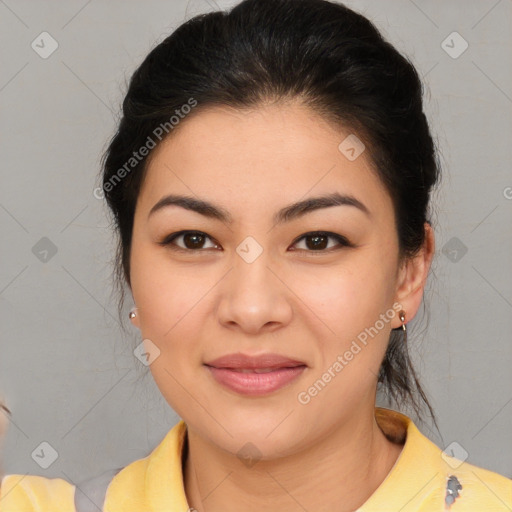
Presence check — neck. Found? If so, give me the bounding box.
[183,408,404,512]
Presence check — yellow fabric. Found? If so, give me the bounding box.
[1,407,510,511]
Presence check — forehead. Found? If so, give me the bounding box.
[137,102,393,222]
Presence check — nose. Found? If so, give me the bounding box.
[216,248,293,335]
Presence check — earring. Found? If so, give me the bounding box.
[129,308,137,319]
[399,310,407,343]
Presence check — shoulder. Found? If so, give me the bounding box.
[412,424,512,511]
[0,467,125,512]
[0,421,188,511]
[0,473,76,511]
[370,408,512,511]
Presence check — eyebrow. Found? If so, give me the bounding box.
[148,192,371,224]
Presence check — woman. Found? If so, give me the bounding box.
[1,0,510,510]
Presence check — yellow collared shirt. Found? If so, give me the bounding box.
[1,407,511,511]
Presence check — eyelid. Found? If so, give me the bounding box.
[158,230,354,253]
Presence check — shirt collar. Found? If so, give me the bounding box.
[358,407,446,511]
[142,407,445,511]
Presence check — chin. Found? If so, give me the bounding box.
[216,419,305,459]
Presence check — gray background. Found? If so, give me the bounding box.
[0,0,511,485]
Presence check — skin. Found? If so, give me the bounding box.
[129,100,435,512]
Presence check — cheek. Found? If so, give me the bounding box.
[129,244,201,339]
[292,266,395,409]
[297,258,395,335]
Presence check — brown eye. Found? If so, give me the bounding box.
[291,231,353,252]
[181,232,207,250]
[159,231,219,252]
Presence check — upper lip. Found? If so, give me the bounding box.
[204,353,306,370]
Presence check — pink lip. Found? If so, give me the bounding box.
[204,352,306,370]
[204,352,307,396]
[205,365,306,396]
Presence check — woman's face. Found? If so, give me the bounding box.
[129,101,423,458]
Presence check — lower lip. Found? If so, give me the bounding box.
[205,365,306,396]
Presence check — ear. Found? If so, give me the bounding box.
[392,222,435,328]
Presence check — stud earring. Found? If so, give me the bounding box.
[398,310,407,343]
[129,308,137,319]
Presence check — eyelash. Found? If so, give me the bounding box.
[158,230,354,254]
